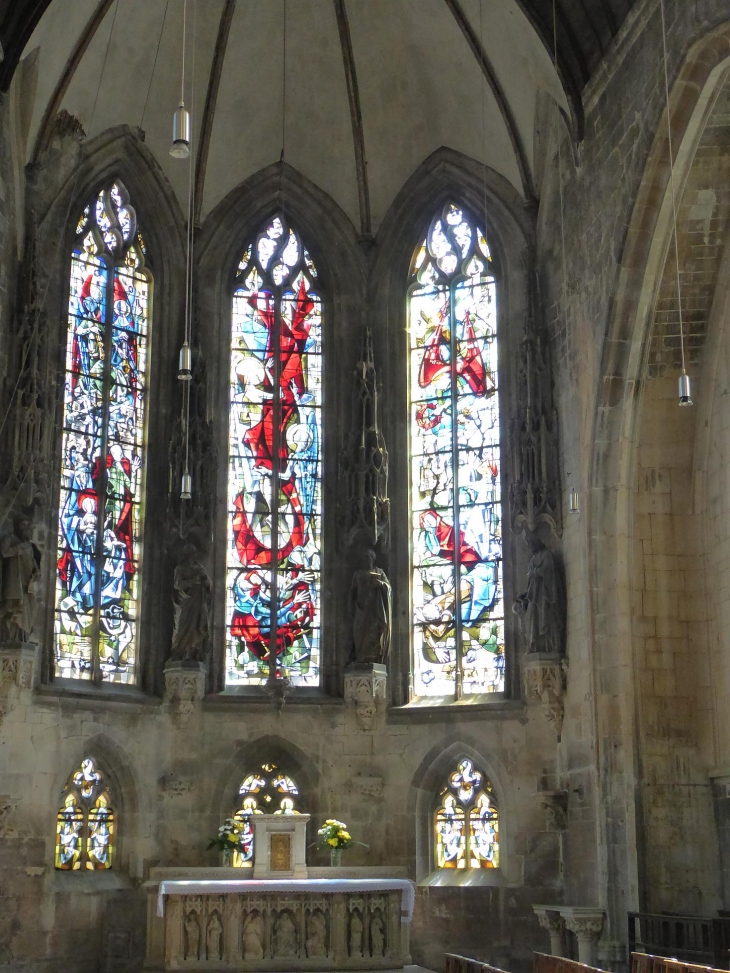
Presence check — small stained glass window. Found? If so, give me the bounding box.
[231,761,300,867]
[434,758,498,870]
[54,181,151,684]
[409,203,504,697]
[226,215,322,688]
[55,757,115,870]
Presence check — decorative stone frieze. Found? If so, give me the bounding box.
[344,663,387,730]
[0,642,35,726]
[523,653,566,738]
[532,906,566,958]
[559,907,604,967]
[164,660,207,726]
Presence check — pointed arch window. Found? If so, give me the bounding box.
[409,203,504,698]
[54,182,150,684]
[231,761,300,867]
[434,758,498,869]
[226,215,322,688]
[55,756,115,870]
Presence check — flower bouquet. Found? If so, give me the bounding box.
[207,817,243,866]
[317,819,357,867]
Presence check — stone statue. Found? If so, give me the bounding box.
[0,517,41,641]
[206,912,222,961]
[169,542,212,662]
[273,911,298,957]
[242,912,264,959]
[370,914,385,956]
[348,549,391,664]
[306,910,327,957]
[349,911,363,956]
[184,911,200,960]
[513,531,565,655]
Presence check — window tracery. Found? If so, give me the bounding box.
[54,181,150,684]
[226,215,322,688]
[409,202,504,698]
[434,758,498,870]
[231,761,300,867]
[55,756,115,870]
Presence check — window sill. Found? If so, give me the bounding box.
[204,688,344,707]
[419,868,506,888]
[36,680,157,707]
[388,695,524,723]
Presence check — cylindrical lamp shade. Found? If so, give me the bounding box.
[678,371,693,407]
[170,104,191,159]
[178,343,192,381]
[181,473,192,499]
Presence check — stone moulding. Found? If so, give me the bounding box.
[522,654,566,739]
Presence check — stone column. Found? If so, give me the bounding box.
[343,663,387,730]
[164,660,207,725]
[533,905,566,957]
[560,907,604,967]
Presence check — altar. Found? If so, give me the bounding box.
[144,866,415,971]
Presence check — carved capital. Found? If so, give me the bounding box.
[564,915,604,938]
[523,655,566,738]
[164,661,207,725]
[344,664,387,730]
[559,907,604,966]
[533,906,567,958]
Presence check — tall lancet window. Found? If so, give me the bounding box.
[54,182,150,684]
[226,216,322,688]
[409,203,504,698]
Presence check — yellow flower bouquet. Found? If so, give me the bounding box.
[316,818,362,866]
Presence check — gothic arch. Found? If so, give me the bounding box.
[197,162,366,695]
[409,737,514,884]
[49,731,141,875]
[24,126,186,694]
[587,20,730,940]
[371,146,537,705]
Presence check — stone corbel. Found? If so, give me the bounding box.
[559,907,604,967]
[344,664,387,730]
[523,653,566,739]
[164,661,207,726]
[533,906,566,957]
[0,642,36,726]
[538,790,568,831]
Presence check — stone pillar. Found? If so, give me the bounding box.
[533,905,566,957]
[560,907,604,967]
[343,663,387,730]
[523,653,566,738]
[0,642,35,726]
[164,660,207,725]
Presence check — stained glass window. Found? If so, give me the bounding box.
[54,182,150,684]
[409,203,504,698]
[434,758,498,870]
[231,761,300,867]
[55,757,115,870]
[226,216,322,687]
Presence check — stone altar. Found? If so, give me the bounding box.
[145,866,414,971]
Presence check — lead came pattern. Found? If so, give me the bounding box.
[226,216,322,687]
[54,182,149,683]
[410,203,505,697]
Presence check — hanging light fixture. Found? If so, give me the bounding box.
[569,486,580,514]
[659,0,692,408]
[178,341,192,380]
[170,1,191,158]
[180,472,192,500]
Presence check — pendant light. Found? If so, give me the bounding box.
[170,1,191,158]
[659,0,692,407]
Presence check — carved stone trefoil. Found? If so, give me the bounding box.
[340,328,389,548]
[509,329,561,538]
[523,655,566,739]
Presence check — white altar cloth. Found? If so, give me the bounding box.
[157,877,416,921]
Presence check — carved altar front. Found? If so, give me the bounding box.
[145,867,413,971]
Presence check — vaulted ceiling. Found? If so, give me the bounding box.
[0,0,634,233]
